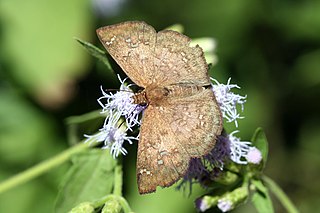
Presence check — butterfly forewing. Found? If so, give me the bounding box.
[97,22,210,88]
[153,30,210,86]
[97,21,157,87]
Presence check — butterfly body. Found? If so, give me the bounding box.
[134,84,208,106]
[97,21,223,194]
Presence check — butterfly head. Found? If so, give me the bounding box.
[132,90,148,106]
[133,87,170,106]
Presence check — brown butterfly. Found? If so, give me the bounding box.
[96,21,222,194]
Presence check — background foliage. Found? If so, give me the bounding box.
[1,0,320,212]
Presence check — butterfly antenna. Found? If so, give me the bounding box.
[104,88,133,93]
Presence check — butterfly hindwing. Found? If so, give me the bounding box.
[137,88,222,194]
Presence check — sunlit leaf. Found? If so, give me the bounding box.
[251,181,274,213]
[76,38,113,72]
[55,149,116,213]
[251,179,268,195]
[252,191,274,213]
[251,127,268,168]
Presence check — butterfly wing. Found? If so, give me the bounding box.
[97,22,211,88]
[137,89,222,194]
[152,30,211,86]
[97,21,157,87]
[97,21,222,194]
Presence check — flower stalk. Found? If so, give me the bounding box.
[0,142,91,194]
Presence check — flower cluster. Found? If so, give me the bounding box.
[85,75,263,162]
[210,78,262,166]
[196,186,249,212]
[84,75,145,158]
[177,78,264,208]
[188,79,264,212]
[85,73,263,211]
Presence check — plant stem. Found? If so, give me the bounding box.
[113,165,123,196]
[263,175,299,213]
[65,110,104,125]
[94,195,133,213]
[91,161,132,212]
[0,142,90,194]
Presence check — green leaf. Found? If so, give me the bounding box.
[251,127,269,168]
[251,182,274,213]
[55,149,116,213]
[251,179,268,195]
[75,38,113,71]
[252,190,274,213]
[251,178,277,213]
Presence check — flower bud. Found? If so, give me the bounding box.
[195,195,219,212]
[102,199,121,213]
[69,202,94,213]
[217,186,249,212]
[246,147,262,164]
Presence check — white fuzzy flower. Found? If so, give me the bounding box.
[211,78,246,128]
[228,131,252,164]
[245,147,263,164]
[85,75,143,158]
[98,75,145,130]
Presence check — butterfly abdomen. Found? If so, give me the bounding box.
[164,84,208,99]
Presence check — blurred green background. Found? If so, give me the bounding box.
[1,0,320,212]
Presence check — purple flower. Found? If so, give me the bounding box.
[195,197,210,212]
[179,136,225,186]
[179,135,233,189]
[179,130,259,189]
[205,134,231,168]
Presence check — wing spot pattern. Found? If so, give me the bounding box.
[105,35,117,46]
[157,159,164,165]
[125,37,131,43]
[159,150,169,157]
[140,168,153,176]
[130,43,139,48]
